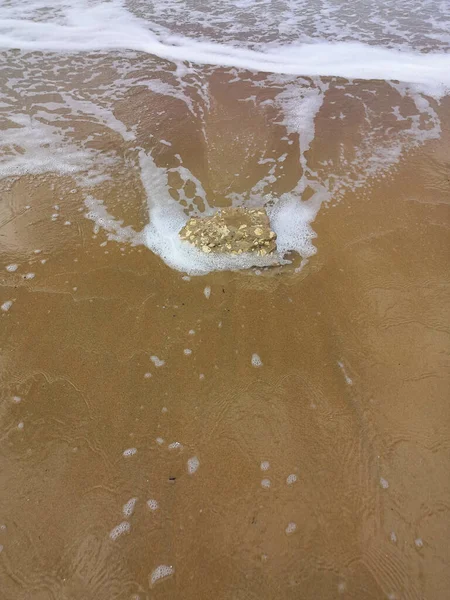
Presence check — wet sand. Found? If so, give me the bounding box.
[0,78,450,600]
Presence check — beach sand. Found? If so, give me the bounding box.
[0,74,449,600]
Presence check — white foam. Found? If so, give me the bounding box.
[285,522,297,535]
[168,441,183,450]
[337,361,353,385]
[6,264,18,272]
[0,113,113,179]
[123,497,137,517]
[251,354,263,368]
[147,498,159,511]
[1,301,13,312]
[150,355,165,367]
[203,286,211,299]
[1,0,448,278]
[123,447,137,457]
[140,152,307,275]
[0,5,449,92]
[260,461,270,471]
[286,473,297,485]
[380,477,389,489]
[183,348,192,356]
[109,521,130,540]
[261,478,271,489]
[150,564,174,587]
[187,456,200,474]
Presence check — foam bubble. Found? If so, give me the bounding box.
[150,355,165,367]
[156,437,164,445]
[6,264,18,272]
[251,354,263,368]
[337,361,353,385]
[17,422,24,430]
[285,522,297,535]
[203,286,211,299]
[183,348,192,356]
[261,478,271,489]
[380,477,389,489]
[260,461,270,471]
[147,499,159,511]
[123,497,137,517]
[123,447,137,457]
[12,396,22,403]
[150,565,174,587]
[109,521,130,540]
[1,301,13,312]
[168,441,183,450]
[415,538,423,548]
[390,531,397,543]
[286,474,297,485]
[187,456,200,474]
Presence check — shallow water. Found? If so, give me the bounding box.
[0,1,450,599]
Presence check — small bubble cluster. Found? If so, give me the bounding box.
[123,497,137,517]
[123,447,137,457]
[150,355,165,367]
[187,456,199,474]
[251,353,263,367]
[203,286,211,299]
[150,564,174,586]
[285,522,297,535]
[109,521,130,540]
[147,499,159,511]
[261,478,271,489]
[1,301,13,312]
[260,461,270,471]
[380,477,389,489]
[168,442,183,450]
[286,473,297,485]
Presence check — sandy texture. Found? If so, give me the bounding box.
[0,72,449,600]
